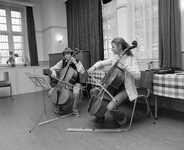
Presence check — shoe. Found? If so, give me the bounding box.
[73,112,80,117]
[53,108,64,114]
[53,105,64,114]
[118,117,127,129]
[92,116,105,123]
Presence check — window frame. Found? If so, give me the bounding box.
[0,3,27,66]
[132,0,158,63]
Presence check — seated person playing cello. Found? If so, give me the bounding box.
[87,37,140,128]
[49,47,85,117]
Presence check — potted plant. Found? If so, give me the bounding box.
[22,56,29,66]
[6,51,19,67]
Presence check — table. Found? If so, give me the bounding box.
[153,73,184,119]
[153,74,184,99]
[88,70,106,85]
[88,70,184,119]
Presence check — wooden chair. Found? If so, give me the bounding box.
[80,82,89,99]
[128,70,156,131]
[0,71,13,100]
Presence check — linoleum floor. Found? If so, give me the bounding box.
[0,91,184,150]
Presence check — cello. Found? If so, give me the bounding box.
[88,41,138,118]
[49,49,80,108]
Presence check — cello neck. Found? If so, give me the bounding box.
[60,49,80,80]
[101,40,138,83]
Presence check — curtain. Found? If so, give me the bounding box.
[158,0,181,69]
[102,0,117,59]
[66,0,104,66]
[26,6,39,66]
[130,0,158,61]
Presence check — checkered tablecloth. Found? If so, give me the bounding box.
[88,70,184,100]
[87,70,106,86]
[153,74,184,99]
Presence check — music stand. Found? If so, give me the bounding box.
[25,72,53,133]
[25,72,73,133]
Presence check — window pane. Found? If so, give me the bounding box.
[0,57,8,64]
[0,9,6,16]
[11,18,21,25]
[15,57,23,64]
[0,35,8,42]
[14,43,23,49]
[0,43,9,49]
[13,36,23,42]
[0,9,7,31]
[12,25,22,32]
[0,17,6,23]
[14,50,23,57]
[13,36,23,57]
[0,50,9,57]
[0,24,7,31]
[11,11,21,18]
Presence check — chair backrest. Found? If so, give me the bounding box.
[0,72,10,85]
[135,70,153,90]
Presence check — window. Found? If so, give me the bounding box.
[102,0,117,59]
[0,3,26,66]
[132,0,158,61]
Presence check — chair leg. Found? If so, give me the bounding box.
[84,83,89,98]
[86,87,90,98]
[128,99,137,131]
[144,97,156,124]
[81,83,89,99]
[10,84,13,100]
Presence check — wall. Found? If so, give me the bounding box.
[0,66,50,97]
[40,0,68,61]
[116,0,128,42]
[0,0,67,97]
[14,0,68,62]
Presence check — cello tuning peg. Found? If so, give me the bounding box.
[75,48,80,54]
[132,41,138,47]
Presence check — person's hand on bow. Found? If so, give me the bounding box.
[51,70,57,78]
[87,66,96,75]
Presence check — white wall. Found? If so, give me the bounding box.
[18,0,68,62]
[116,0,128,42]
[0,0,68,97]
[0,66,50,97]
[40,0,68,61]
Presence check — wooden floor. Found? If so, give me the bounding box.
[0,91,184,150]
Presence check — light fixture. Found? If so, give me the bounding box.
[59,36,63,43]
[57,35,63,43]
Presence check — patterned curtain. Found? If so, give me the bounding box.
[159,0,182,69]
[131,0,158,62]
[66,0,104,66]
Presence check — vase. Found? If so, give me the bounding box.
[11,63,16,67]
